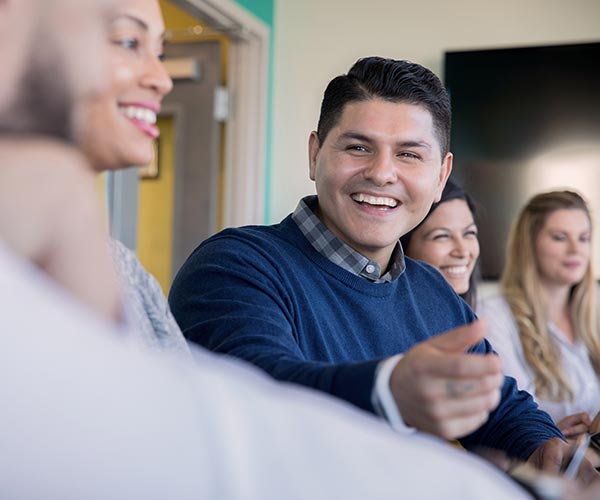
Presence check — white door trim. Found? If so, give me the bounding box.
[169,0,269,227]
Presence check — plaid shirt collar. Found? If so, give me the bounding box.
[292,195,405,283]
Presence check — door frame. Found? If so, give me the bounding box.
[169,0,269,227]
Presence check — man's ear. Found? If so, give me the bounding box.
[308,131,320,181]
[433,152,453,202]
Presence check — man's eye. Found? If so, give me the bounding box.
[347,145,368,152]
[399,152,419,160]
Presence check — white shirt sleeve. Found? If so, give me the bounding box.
[372,354,416,433]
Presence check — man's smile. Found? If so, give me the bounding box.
[351,192,399,209]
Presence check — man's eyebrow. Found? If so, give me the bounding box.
[396,140,432,150]
[337,133,432,150]
[337,132,374,143]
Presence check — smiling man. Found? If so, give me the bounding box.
[170,57,570,469]
[309,98,448,269]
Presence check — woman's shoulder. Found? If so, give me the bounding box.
[477,293,521,345]
[108,238,190,356]
[108,238,167,309]
[109,239,154,289]
[477,293,511,316]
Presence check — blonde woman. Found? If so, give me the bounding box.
[479,190,600,441]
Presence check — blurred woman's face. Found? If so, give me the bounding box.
[535,208,591,289]
[80,0,172,171]
[0,0,36,111]
[0,0,114,139]
[405,198,479,295]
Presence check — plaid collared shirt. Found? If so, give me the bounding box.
[292,195,405,283]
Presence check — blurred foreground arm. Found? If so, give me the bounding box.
[0,267,533,499]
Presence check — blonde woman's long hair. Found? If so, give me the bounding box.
[501,190,600,401]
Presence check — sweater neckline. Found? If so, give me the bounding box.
[280,215,399,298]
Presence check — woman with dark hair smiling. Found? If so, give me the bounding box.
[77,0,191,355]
[400,178,480,308]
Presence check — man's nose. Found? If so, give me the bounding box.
[363,153,397,185]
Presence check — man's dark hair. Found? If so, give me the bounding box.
[316,56,451,158]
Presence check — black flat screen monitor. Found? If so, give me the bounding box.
[445,42,600,280]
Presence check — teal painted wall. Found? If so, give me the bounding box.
[234,0,273,26]
[233,0,274,223]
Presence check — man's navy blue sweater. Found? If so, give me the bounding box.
[169,215,562,459]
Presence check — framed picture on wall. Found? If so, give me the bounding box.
[139,139,160,180]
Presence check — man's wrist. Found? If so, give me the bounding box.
[372,354,415,433]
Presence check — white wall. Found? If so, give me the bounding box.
[270,0,600,222]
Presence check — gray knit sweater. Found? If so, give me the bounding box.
[109,239,190,357]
